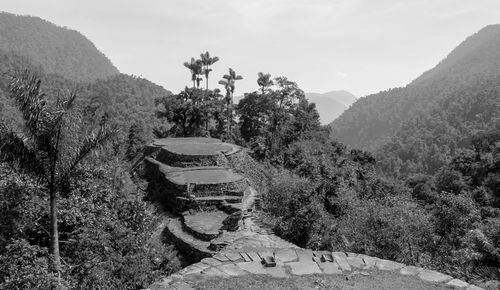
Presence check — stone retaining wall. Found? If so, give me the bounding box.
[148,248,485,290]
[155,149,229,168]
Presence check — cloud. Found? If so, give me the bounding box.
[336,72,348,79]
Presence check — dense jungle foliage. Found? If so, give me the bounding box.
[0,11,498,290]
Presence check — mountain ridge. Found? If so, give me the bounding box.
[0,11,119,82]
[330,24,500,151]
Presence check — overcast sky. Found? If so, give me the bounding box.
[2,0,500,97]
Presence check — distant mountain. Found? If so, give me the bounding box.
[305,90,357,124]
[330,24,500,151]
[0,12,171,143]
[0,12,119,82]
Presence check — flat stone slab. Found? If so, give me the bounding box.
[201,258,222,267]
[265,266,289,278]
[275,248,298,263]
[359,255,379,269]
[217,263,249,276]
[213,253,230,262]
[201,267,230,278]
[446,279,469,288]
[240,252,252,262]
[236,261,267,275]
[287,261,322,275]
[376,259,405,271]
[313,257,342,274]
[466,285,485,290]
[346,256,365,268]
[400,266,423,276]
[295,249,314,262]
[332,252,351,271]
[246,251,261,262]
[170,281,194,290]
[225,252,244,262]
[418,269,453,283]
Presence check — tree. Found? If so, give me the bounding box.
[0,71,118,285]
[257,72,273,94]
[200,51,220,91]
[218,68,243,142]
[237,92,274,142]
[183,57,203,88]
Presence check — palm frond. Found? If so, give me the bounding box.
[67,125,119,173]
[8,71,49,139]
[0,123,46,179]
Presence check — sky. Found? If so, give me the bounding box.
[2,0,500,97]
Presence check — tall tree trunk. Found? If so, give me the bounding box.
[49,183,61,285]
[228,93,234,142]
[50,127,62,286]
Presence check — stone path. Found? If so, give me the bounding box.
[147,249,482,290]
[142,138,484,290]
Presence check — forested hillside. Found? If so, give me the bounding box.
[331,24,500,152]
[0,12,118,82]
[0,14,177,289]
[378,76,500,177]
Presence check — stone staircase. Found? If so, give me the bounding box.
[142,137,484,290]
[143,137,291,261]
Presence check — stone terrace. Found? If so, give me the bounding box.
[143,137,484,290]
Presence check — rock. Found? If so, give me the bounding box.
[332,251,348,259]
[240,252,252,262]
[275,248,299,263]
[359,255,378,269]
[213,253,230,262]
[446,279,469,288]
[400,266,423,276]
[466,285,485,290]
[313,257,342,274]
[287,261,322,275]
[217,263,249,276]
[201,267,230,278]
[225,252,244,262]
[246,251,261,262]
[201,257,222,266]
[177,263,209,275]
[332,252,351,271]
[346,256,365,268]
[418,269,453,283]
[295,249,314,262]
[236,261,268,275]
[170,281,194,290]
[375,259,404,271]
[265,265,289,277]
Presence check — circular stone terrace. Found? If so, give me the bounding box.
[150,137,241,157]
[159,165,244,186]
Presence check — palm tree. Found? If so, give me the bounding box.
[183,57,203,88]
[218,68,243,142]
[257,72,273,94]
[0,71,118,284]
[200,51,220,91]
